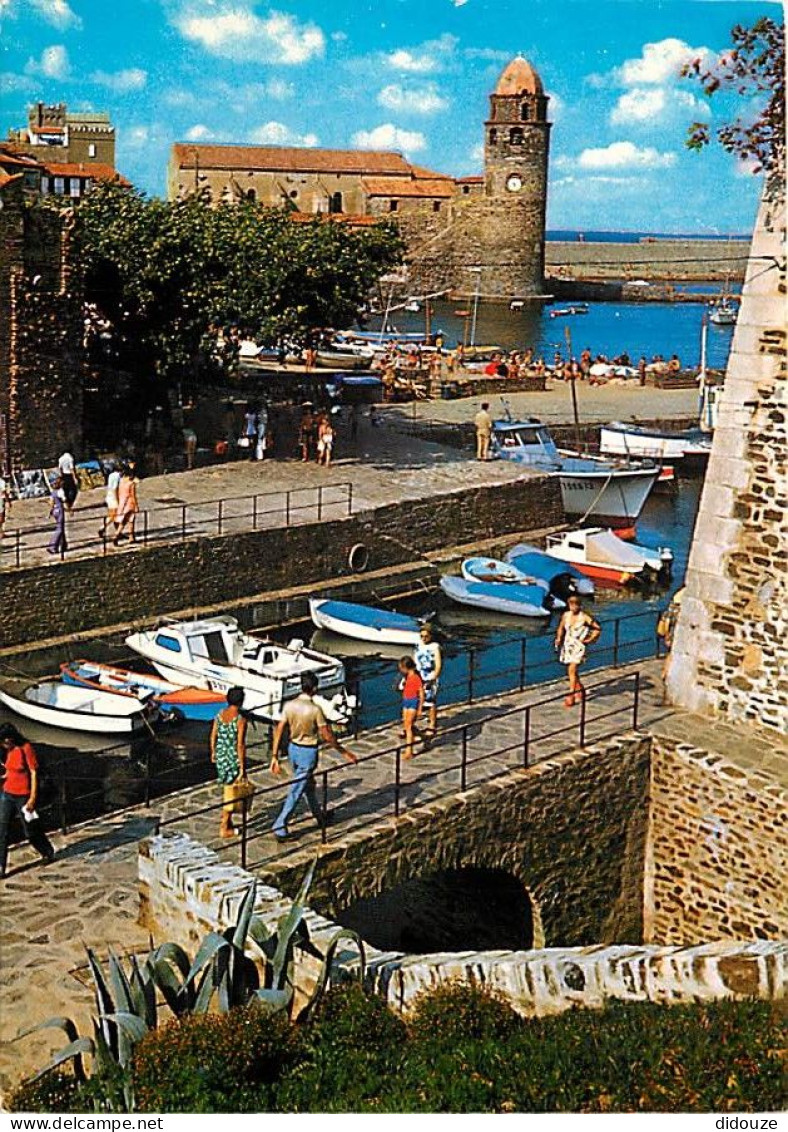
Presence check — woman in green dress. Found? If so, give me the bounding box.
[210,687,247,838]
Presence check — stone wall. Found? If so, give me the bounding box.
[546,238,749,282]
[265,733,652,949]
[0,180,83,469]
[645,735,788,946]
[667,196,787,734]
[0,472,562,647]
[138,833,787,1021]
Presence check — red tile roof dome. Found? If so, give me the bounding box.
[494,56,544,97]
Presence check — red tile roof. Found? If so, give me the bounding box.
[30,124,65,135]
[42,161,130,185]
[363,177,454,199]
[455,175,483,184]
[171,142,415,177]
[0,171,24,190]
[0,147,42,169]
[409,163,453,181]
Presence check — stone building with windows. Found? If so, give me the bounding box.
[168,56,551,300]
[7,102,116,168]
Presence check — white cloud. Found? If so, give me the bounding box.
[612,38,716,86]
[469,141,483,165]
[250,120,318,146]
[463,46,509,61]
[546,90,564,122]
[351,122,426,155]
[331,30,347,42]
[385,33,457,74]
[185,123,214,140]
[124,125,151,149]
[377,83,448,115]
[452,0,469,7]
[576,141,677,170]
[91,68,148,93]
[610,85,709,125]
[169,1,325,64]
[25,43,70,78]
[0,70,37,92]
[23,0,81,29]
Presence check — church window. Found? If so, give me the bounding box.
[462,185,470,195]
[520,102,530,121]
[433,200,441,212]
[330,191,344,213]
[246,188,256,201]
[88,143,96,158]
[509,126,524,145]
[290,189,298,198]
[389,199,398,212]
[489,127,498,145]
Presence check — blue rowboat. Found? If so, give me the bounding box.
[60,660,227,722]
[504,543,595,600]
[309,598,423,646]
[461,556,550,592]
[439,576,552,618]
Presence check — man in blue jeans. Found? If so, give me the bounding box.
[270,672,357,841]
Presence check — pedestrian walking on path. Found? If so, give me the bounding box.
[658,585,686,694]
[269,672,357,841]
[0,724,55,878]
[210,687,248,839]
[99,462,121,542]
[114,462,140,545]
[414,624,442,742]
[474,402,493,461]
[399,656,425,760]
[48,476,67,556]
[554,596,601,708]
[57,450,78,512]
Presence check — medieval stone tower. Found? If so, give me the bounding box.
[450,56,551,300]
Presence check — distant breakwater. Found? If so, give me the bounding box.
[545,238,748,283]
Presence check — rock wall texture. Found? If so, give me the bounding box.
[0,182,83,469]
[139,833,787,1020]
[545,238,748,282]
[265,733,653,949]
[645,736,788,946]
[0,472,561,647]
[667,195,787,734]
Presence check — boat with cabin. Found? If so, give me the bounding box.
[491,415,659,528]
[126,616,354,724]
[309,598,423,647]
[544,528,673,587]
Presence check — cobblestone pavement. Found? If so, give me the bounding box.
[1,382,697,571]
[4,656,782,1091]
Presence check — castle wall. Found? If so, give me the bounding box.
[666,194,787,733]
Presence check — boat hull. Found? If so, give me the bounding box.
[504,545,594,599]
[0,684,146,734]
[309,599,422,647]
[600,425,711,462]
[558,466,658,524]
[440,576,551,618]
[61,662,226,722]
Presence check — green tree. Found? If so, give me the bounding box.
[70,183,403,385]
[682,16,785,202]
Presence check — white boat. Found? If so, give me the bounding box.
[440,575,552,618]
[600,422,712,462]
[125,616,354,725]
[309,598,423,647]
[0,681,151,734]
[503,543,594,600]
[461,557,549,593]
[314,350,373,371]
[544,528,673,588]
[491,417,659,529]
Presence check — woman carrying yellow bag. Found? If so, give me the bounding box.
[210,687,249,839]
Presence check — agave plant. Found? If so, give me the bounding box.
[15,859,366,1110]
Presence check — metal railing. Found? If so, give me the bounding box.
[158,670,643,872]
[1,482,353,570]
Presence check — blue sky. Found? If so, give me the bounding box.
[1,0,779,232]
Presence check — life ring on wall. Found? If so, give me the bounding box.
[348,543,369,573]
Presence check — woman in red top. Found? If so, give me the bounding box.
[398,656,425,761]
[0,724,55,878]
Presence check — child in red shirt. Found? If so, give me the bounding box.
[398,657,425,761]
[0,724,55,878]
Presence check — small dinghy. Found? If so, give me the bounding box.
[461,556,548,591]
[544,528,673,587]
[0,680,152,734]
[60,660,227,722]
[504,543,594,600]
[309,598,423,647]
[440,576,552,618]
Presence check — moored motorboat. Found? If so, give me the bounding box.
[309,598,423,647]
[0,680,152,734]
[491,417,659,527]
[544,528,673,587]
[600,422,712,463]
[126,616,354,725]
[314,350,373,371]
[60,660,227,722]
[709,297,737,325]
[503,543,594,600]
[440,575,553,618]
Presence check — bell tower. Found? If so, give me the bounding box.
[461,55,551,299]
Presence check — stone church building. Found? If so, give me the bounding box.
[168,56,551,300]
